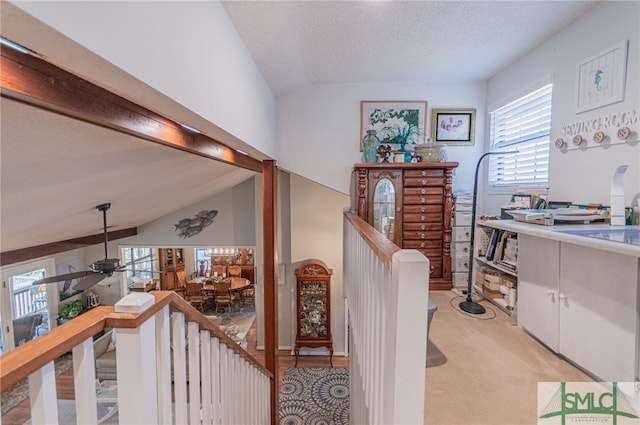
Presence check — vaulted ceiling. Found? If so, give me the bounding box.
[1,1,598,260]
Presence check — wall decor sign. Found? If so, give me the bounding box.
[360,101,427,151]
[575,40,628,114]
[174,209,218,239]
[431,108,476,145]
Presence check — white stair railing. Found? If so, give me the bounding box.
[344,211,430,425]
[0,291,272,425]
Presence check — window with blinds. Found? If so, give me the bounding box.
[488,83,553,187]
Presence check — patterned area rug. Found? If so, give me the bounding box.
[1,353,73,415]
[279,367,349,425]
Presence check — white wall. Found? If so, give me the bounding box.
[277,82,488,196]
[485,1,640,215]
[289,173,350,355]
[8,1,277,159]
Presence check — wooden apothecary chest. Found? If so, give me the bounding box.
[353,162,458,290]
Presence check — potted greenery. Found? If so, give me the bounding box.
[58,299,84,323]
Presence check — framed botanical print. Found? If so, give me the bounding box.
[360,101,428,150]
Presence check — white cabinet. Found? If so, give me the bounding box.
[518,234,559,351]
[519,234,638,381]
[558,243,637,381]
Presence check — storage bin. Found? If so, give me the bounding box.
[483,273,502,291]
[500,274,517,288]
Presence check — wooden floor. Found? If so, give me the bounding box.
[1,319,348,424]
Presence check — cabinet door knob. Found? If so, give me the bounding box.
[396,207,401,212]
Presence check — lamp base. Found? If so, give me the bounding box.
[459,300,486,315]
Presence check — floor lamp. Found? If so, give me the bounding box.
[459,150,519,315]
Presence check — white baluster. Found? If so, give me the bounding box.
[188,322,201,425]
[29,361,57,425]
[73,337,98,424]
[172,312,188,424]
[155,306,173,424]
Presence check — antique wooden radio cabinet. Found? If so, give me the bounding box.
[294,259,333,366]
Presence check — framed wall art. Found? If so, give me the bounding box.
[431,108,476,145]
[360,101,427,150]
[575,40,628,114]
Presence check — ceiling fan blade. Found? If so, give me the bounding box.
[74,273,108,291]
[32,270,95,285]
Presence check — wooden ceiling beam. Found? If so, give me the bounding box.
[0,228,138,267]
[0,45,263,173]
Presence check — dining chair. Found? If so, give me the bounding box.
[212,264,225,276]
[213,281,234,314]
[174,270,188,298]
[185,283,205,313]
[227,265,242,278]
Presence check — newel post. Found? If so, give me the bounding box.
[114,293,158,424]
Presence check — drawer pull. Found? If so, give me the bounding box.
[421,207,426,213]
[421,215,425,221]
[421,179,427,185]
[421,189,426,195]
[421,171,427,176]
[421,233,426,239]
[421,197,426,203]
[421,224,426,230]
[430,265,434,274]
[396,207,401,212]
[420,243,425,248]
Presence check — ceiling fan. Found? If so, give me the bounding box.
[33,203,150,292]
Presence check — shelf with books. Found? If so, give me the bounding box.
[473,222,519,315]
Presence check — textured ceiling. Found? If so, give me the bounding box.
[222,1,599,96]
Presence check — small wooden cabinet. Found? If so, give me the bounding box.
[354,162,458,290]
[294,260,333,367]
[159,248,185,290]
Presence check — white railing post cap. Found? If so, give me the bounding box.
[115,292,155,313]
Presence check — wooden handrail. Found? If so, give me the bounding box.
[0,291,271,392]
[344,210,400,268]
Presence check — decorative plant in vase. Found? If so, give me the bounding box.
[380,123,423,162]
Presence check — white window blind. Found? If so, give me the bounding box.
[488,83,552,187]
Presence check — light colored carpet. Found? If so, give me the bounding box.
[279,367,349,425]
[424,291,592,425]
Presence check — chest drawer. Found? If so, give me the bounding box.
[403,187,444,197]
[403,222,443,231]
[453,226,471,242]
[453,241,470,257]
[403,230,443,241]
[403,212,444,223]
[404,174,445,187]
[452,256,470,272]
[404,169,444,179]
[454,211,472,226]
[404,239,442,251]
[419,255,442,278]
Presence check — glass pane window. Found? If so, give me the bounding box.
[194,248,211,275]
[124,247,153,288]
[488,83,553,188]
